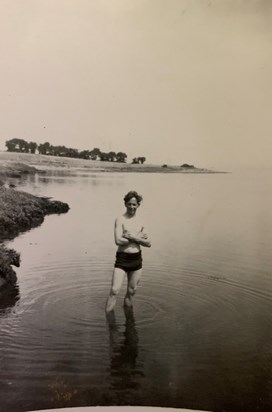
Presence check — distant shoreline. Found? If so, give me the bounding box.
[0,151,226,175]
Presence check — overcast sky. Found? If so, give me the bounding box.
[1,0,271,169]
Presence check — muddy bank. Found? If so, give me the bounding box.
[0,185,69,288]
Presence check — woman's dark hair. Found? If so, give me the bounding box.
[124,191,143,205]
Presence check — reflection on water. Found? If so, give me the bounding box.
[107,307,144,398]
[1,170,272,411]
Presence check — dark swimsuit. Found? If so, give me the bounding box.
[114,251,142,273]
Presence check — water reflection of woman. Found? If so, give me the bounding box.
[106,191,151,313]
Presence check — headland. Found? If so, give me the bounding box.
[0,151,225,175]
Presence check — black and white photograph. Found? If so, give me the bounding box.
[0,1,272,411]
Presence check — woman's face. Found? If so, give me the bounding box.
[125,197,139,216]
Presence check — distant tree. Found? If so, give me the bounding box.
[116,152,127,163]
[18,139,29,152]
[108,151,116,162]
[28,142,37,154]
[78,150,91,160]
[162,164,168,168]
[50,145,66,156]
[38,142,51,155]
[5,140,13,152]
[90,148,101,160]
[5,138,29,153]
[5,138,20,152]
[132,156,146,164]
[100,152,110,161]
[65,147,79,158]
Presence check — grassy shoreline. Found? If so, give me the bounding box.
[0,172,69,288]
[0,151,224,174]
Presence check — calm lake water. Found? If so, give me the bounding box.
[1,169,272,412]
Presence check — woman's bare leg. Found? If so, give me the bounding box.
[105,267,126,313]
[124,268,142,307]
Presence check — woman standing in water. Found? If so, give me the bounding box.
[105,191,151,313]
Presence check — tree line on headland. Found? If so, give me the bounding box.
[5,138,146,164]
